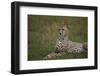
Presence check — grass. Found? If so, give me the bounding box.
[44,52,88,60]
[28,15,88,61]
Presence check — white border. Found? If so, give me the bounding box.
[20,6,95,70]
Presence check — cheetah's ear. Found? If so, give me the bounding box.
[66,25,70,29]
[63,25,70,30]
[63,22,70,30]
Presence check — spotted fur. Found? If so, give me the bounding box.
[55,26,85,53]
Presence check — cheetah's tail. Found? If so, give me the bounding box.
[82,42,88,51]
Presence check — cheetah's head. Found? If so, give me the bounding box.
[58,25,70,38]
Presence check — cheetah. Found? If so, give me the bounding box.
[55,26,86,53]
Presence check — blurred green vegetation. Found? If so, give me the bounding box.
[28,15,88,60]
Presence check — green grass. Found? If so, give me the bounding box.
[28,15,88,61]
